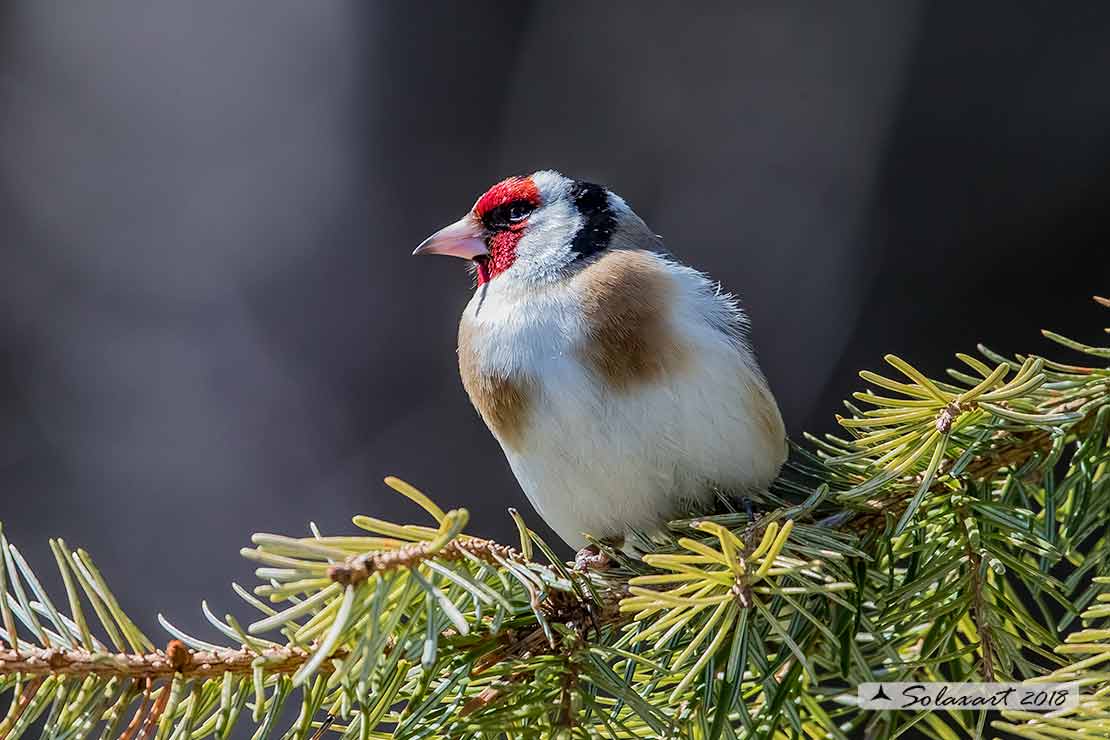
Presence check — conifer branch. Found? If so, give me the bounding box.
[325,536,528,586]
[0,296,1107,739]
[0,644,327,681]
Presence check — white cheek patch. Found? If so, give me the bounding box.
[505,196,583,285]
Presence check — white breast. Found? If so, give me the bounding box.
[460,252,786,549]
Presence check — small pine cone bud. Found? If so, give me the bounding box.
[166,640,191,673]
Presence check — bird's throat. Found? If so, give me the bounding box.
[474,256,491,285]
[477,229,524,284]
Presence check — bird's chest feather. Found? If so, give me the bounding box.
[457,286,587,451]
[456,250,687,453]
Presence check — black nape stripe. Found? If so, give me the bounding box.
[568,180,616,260]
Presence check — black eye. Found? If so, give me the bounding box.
[507,201,531,222]
[486,200,534,228]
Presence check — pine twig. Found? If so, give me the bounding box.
[0,644,335,681]
[326,536,528,585]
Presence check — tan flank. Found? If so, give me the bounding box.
[458,319,532,449]
[574,250,686,391]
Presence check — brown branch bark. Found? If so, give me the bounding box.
[0,644,338,681]
[327,536,528,586]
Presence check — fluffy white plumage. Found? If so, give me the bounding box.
[460,250,785,548]
[417,171,787,550]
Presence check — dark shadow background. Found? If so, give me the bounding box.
[1,1,1108,649]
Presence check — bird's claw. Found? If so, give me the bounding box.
[574,544,611,572]
[742,496,756,523]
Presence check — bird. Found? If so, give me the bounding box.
[414,170,787,568]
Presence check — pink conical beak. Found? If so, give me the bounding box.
[413,216,488,260]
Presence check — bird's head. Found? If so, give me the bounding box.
[414,170,654,286]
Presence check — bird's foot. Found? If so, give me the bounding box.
[574,544,612,572]
[742,496,756,523]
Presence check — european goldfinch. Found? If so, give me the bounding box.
[415,171,787,565]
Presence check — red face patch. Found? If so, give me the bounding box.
[472,176,542,284]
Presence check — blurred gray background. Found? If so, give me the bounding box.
[1,1,1108,641]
